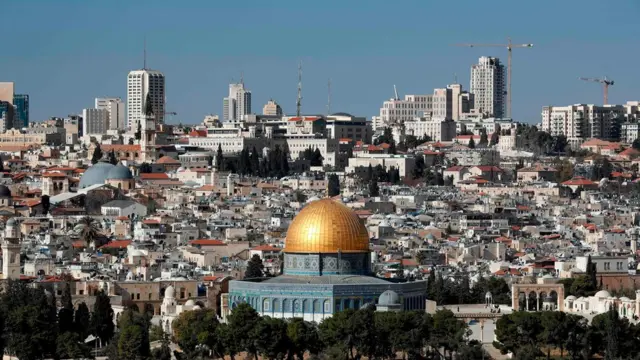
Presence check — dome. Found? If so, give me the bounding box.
[565,295,577,301]
[184,299,196,307]
[595,290,611,298]
[284,199,369,253]
[620,296,631,301]
[0,185,11,197]
[106,163,133,180]
[6,218,17,226]
[378,290,400,306]
[79,162,115,189]
[165,286,175,299]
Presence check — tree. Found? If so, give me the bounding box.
[255,316,289,360]
[494,312,543,358]
[311,148,324,167]
[91,143,103,164]
[318,309,356,358]
[216,144,223,170]
[74,302,91,340]
[56,331,90,360]
[135,121,141,141]
[245,254,264,279]
[430,309,470,359]
[328,174,340,197]
[368,180,380,197]
[128,137,135,145]
[287,318,322,359]
[77,216,100,249]
[633,138,640,150]
[490,131,500,146]
[468,137,476,149]
[41,194,50,215]
[479,129,488,147]
[58,282,75,334]
[250,146,260,175]
[91,290,115,346]
[227,303,261,359]
[139,162,153,173]
[108,150,118,165]
[292,189,307,203]
[150,330,172,360]
[172,308,220,358]
[541,311,568,359]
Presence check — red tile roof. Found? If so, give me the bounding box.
[140,173,169,180]
[157,156,180,164]
[562,176,597,186]
[99,240,132,249]
[251,245,281,252]
[189,239,225,246]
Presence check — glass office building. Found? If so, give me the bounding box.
[13,94,29,128]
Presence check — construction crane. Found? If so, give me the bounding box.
[579,76,614,105]
[164,111,177,123]
[454,37,533,119]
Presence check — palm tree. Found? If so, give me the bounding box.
[77,216,100,250]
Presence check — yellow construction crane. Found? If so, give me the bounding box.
[579,76,614,105]
[454,37,533,119]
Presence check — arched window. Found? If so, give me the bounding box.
[263,298,270,312]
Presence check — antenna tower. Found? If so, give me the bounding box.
[143,37,147,70]
[296,61,302,117]
[327,78,332,115]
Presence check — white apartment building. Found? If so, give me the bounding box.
[541,104,627,147]
[82,108,109,137]
[325,113,372,143]
[127,69,165,131]
[223,83,251,121]
[95,97,125,130]
[262,99,282,116]
[346,154,415,178]
[371,116,383,131]
[470,56,505,118]
[379,94,433,128]
[621,122,639,144]
[403,118,456,142]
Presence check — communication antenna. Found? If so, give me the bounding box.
[143,37,147,70]
[454,73,458,84]
[240,71,244,86]
[393,85,399,101]
[296,61,302,117]
[327,78,332,115]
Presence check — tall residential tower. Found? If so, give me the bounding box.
[127,69,165,131]
[223,82,251,121]
[470,56,506,118]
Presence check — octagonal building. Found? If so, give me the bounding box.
[227,199,427,321]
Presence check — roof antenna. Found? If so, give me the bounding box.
[296,61,302,117]
[454,73,458,84]
[327,78,332,115]
[143,36,147,70]
[240,71,244,86]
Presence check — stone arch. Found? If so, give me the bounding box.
[282,299,289,315]
[512,283,565,312]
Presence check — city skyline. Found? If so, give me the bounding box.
[1,0,640,124]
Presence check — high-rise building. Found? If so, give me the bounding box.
[82,108,110,137]
[541,104,628,147]
[0,82,14,105]
[0,101,15,133]
[223,82,251,121]
[96,97,125,130]
[262,99,282,116]
[127,70,165,131]
[470,56,506,118]
[13,94,28,128]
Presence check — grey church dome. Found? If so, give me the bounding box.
[79,162,115,189]
[0,185,11,197]
[106,163,133,180]
[378,290,400,306]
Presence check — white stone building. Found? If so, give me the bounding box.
[127,69,165,130]
[470,56,505,118]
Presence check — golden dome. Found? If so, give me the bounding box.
[285,199,370,253]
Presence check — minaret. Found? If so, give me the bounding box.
[140,92,157,162]
[2,218,21,280]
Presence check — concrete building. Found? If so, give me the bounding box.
[96,97,126,130]
[346,154,416,178]
[325,113,372,143]
[263,99,283,116]
[82,108,109,136]
[541,104,626,147]
[0,82,14,105]
[223,82,251,121]
[127,69,165,130]
[379,94,433,127]
[403,118,456,142]
[470,56,505,118]
[13,94,29,129]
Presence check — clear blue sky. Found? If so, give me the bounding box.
[2,0,639,124]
